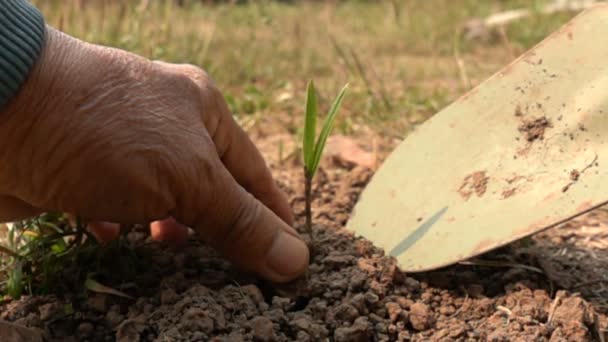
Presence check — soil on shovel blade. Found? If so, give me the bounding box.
[2,132,608,342]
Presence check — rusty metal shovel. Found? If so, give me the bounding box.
[347,4,608,272]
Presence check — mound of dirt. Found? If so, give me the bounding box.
[0,135,606,341]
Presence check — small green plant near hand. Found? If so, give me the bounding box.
[0,214,152,300]
[302,80,348,241]
[0,213,87,298]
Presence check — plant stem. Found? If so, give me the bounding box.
[304,171,313,239]
[0,245,20,259]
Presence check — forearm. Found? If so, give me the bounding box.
[0,0,45,110]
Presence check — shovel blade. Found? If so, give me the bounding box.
[347,5,608,272]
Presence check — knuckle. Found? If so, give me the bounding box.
[178,64,214,88]
[168,66,224,120]
[216,191,266,251]
[154,62,216,100]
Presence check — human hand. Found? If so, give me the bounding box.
[0,27,309,283]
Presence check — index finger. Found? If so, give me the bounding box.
[202,86,294,226]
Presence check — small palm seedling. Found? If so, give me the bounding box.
[302,80,348,240]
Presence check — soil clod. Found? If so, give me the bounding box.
[518,116,552,142]
[458,171,489,200]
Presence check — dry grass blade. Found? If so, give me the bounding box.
[546,291,564,325]
[85,278,133,299]
[594,313,606,342]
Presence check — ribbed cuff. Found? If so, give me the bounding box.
[0,0,45,110]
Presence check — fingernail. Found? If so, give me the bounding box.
[87,221,120,244]
[150,217,190,246]
[266,231,309,280]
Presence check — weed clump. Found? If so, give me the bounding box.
[0,214,153,300]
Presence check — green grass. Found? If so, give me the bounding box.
[33,0,577,138]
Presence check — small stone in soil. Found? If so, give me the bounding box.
[291,314,328,339]
[296,331,311,342]
[323,254,356,269]
[38,302,64,321]
[76,322,95,338]
[241,285,265,306]
[409,302,432,331]
[223,332,246,342]
[334,317,372,342]
[397,297,413,310]
[116,319,145,342]
[106,305,125,329]
[439,305,456,316]
[87,294,109,313]
[349,294,367,313]
[248,316,275,341]
[403,277,420,291]
[271,296,291,310]
[385,302,402,323]
[364,292,379,305]
[329,303,359,323]
[160,288,179,305]
[183,308,215,334]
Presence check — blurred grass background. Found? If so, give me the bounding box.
[33,0,579,138]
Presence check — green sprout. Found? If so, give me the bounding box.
[302,80,348,240]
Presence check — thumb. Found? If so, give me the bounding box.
[178,164,309,283]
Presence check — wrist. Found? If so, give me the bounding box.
[0,25,154,195]
[0,0,46,110]
[0,26,83,194]
[0,26,68,137]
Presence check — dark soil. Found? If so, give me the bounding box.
[1,132,608,341]
[518,116,552,143]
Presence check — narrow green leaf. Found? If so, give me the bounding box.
[7,261,23,299]
[51,240,66,254]
[310,84,349,175]
[7,223,15,248]
[85,278,133,299]
[303,80,317,173]
[63,303,74,315]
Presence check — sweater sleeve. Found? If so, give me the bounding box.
[0,0,45,110]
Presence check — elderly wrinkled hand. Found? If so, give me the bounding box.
[0,27,309,283]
